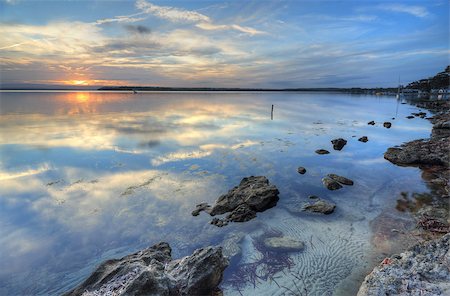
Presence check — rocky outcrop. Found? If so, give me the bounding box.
[331,138,347,150]
[193,176,279,226]
[385,102,449,168]
[384,139,449,166]
[64,242,228,296]
[303,199,336,214]
[357,233,450,296]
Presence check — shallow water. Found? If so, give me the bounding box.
[0,91,433,295]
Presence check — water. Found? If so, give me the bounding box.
[0,91,433,295]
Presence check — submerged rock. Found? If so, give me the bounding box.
[358,136,369,142]
[315,149,330,155]
[194,176,279,226]
[368,121,375,125]
[297,167,307,174]
[263,236,305,252]
[328,174,354,186]
[303,199,336,214]
[357,233,450,296]
[64,242,228,296]
[383,122,392,128]
[331,138,347,150]
[322,177,343,190]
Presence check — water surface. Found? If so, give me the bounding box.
[0,91,433,295]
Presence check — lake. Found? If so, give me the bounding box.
[0,91,433,295]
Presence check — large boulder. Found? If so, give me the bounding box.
[194,176,279,226]
[64,242,228,296]
[358,234,450,296]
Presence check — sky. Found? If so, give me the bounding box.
[0,0,448,88]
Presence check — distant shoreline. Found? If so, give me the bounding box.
[0,87,399,95]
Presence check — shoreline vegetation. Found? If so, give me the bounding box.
[66,68,449,295]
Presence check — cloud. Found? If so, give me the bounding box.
[136,0,210,23]
[95,14,147,25]
[124,24,151,34]
[380,4,429,18]
[135,0,264,35]
[196,23,265,35]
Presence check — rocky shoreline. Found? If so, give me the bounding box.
[359,99,450,295]
[64,242,228,296]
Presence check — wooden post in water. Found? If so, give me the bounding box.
[271,104,274,120]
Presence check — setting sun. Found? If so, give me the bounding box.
[70,80,88,85]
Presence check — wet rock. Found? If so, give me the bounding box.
[211,218,228,227]
[198,176,279,226]
[191,202,211,216]
[383,122,392,128]
[331,138,347,150]
[368,121,375,125]
[303,199,336,214]
[315,149,330,155]
[322,177,343,190]
[384,139,449,166]
[225,204,256,222]
[357,234,450,296]
[327,174,354,186]
[297,167,306,174]
[64,242,229,296]
[358,136,369,142]
[406,115,415,119]
[263,237,305,252]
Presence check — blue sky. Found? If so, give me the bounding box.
[0,0,448,87]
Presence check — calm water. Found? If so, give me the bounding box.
[0,91,433,295]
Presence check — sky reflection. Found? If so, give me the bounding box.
[0,91,434,295]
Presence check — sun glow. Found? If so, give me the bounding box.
[70,80,88,85]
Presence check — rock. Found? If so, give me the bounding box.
[357,234,450,296]
[368,121,376,125]
[64,242,228,296]
[406,115,415,119]
[383,122,392,128]
[315,149,330,155]
[327,173,354,186]
[198,176,279,226]
[211,218,228,227]
[297,167,306,174]
[191,202,211,216]
[303,199,336,214]
[225,204,256,222]
[384,139,449,166]
[331,138,347,150]
[308,195,319,199]
[263,237,305,252]
[358,136,369,142]
[322,177,343,190]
